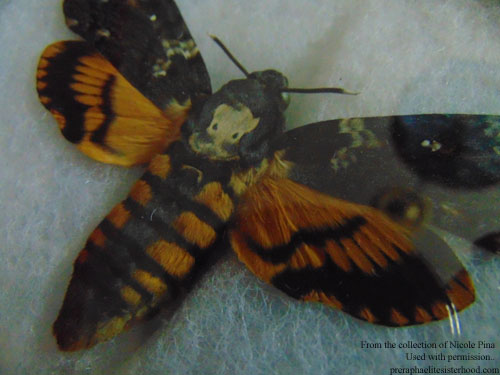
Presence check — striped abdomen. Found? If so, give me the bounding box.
[53,147,235,351]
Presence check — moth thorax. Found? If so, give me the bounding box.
[371,187,430,231]
[189,103,260,160]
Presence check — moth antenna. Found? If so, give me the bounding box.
[210,34,357,95]
[209,34,250,77]
[281,87,358,95]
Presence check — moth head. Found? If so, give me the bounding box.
[186,36,355,165]
[248,69,291,111]
[187,72,288,165]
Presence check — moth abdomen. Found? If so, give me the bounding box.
[54,151,236,350]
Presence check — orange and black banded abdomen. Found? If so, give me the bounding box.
[54,145,235,351]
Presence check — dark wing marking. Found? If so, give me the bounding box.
[276,115,500,252]
[392,114,500,189]
[37,41,188,166]
[230,177,475,326]
[63,0,212,110]
[474,232,500,254]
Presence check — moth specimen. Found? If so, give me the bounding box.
[36,0,499,351]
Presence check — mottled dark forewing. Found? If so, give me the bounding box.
[230,177,474,326]
[277,115,500,251]
[63,0,212,110]
[392,115,500,189]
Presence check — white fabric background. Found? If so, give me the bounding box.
[1,0,499,374]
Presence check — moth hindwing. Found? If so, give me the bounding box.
[37,0,499,352]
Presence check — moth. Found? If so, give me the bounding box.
[36,0,499,351]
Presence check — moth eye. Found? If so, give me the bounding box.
[212,123,218,131]
[281,92,290,108]
[232,132,240,140]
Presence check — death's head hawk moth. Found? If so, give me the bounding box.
[36,0,499,351]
